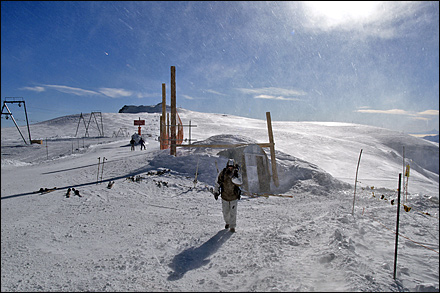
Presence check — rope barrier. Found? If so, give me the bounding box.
[364,188,439,220]
[363,211,439,255]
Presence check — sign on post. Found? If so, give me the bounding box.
[134,119,145,126]
[134,118,145,135]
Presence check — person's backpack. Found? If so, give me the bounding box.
[218,168,241,197]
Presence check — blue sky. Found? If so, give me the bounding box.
[1,1,439,133]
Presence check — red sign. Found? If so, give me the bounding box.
[134,120,145,126]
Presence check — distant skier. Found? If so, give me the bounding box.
[139,137,146,150]
[213,159,242,233]
[130,138,135,151]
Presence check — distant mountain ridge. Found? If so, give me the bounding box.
[423,135,439,143]
[410,129,439,135]
[118,103,170,113]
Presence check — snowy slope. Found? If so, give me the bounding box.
[1,110,439,292]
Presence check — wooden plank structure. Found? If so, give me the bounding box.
[176,112,279,187]
[159,66,279,187]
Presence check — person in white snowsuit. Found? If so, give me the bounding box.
[213,158,242,233]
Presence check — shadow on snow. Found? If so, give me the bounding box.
[167,229,232,281]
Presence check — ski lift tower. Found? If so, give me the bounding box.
[1,97,32,144]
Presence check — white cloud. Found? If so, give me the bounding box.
[135,92,158,99]
[254,95,301,101]
[22,84,145,99]
[236,87,306,98]
[412,116,430,121]
[356,108,439,123]
[20,86,45,92]
[204,89,227,96]
[182,95,195,100]
[44,84,100,96]
[417,110,439,116]
[356,109,410,115]
[99,88,133,98]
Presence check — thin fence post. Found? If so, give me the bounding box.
[46,138,49,160]
[100,157,107,183]
[97,157,100,184]
[352,149,363,215]
[393,173,402,280]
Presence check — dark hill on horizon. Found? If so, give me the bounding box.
[118,103,170,114]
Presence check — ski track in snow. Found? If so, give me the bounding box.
[1,110,439,292]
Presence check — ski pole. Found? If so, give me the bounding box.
[97,157,101,184]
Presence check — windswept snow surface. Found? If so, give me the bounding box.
[1,110,439,292]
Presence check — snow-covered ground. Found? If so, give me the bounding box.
[1,109,439,292]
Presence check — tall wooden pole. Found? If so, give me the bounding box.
[160,119,163,149]
[161,83,166,149]
[266,112,279,187]
[167,113,170,148]
[171,66,177,156]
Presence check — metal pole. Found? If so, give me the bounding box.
[100,112,104,137]
[75,113,85,137]
[100,157,107,183]
[352,149,363,215]
[97,157,101,184]
[2,103,28,144]
[393,173,402,280]
[22,101,32,143]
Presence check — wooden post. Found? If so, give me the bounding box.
[167,113,170,149]
[171,66,177,156]
[160,117,163,149]
[266,112,279,187]
[161,83,166,149]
